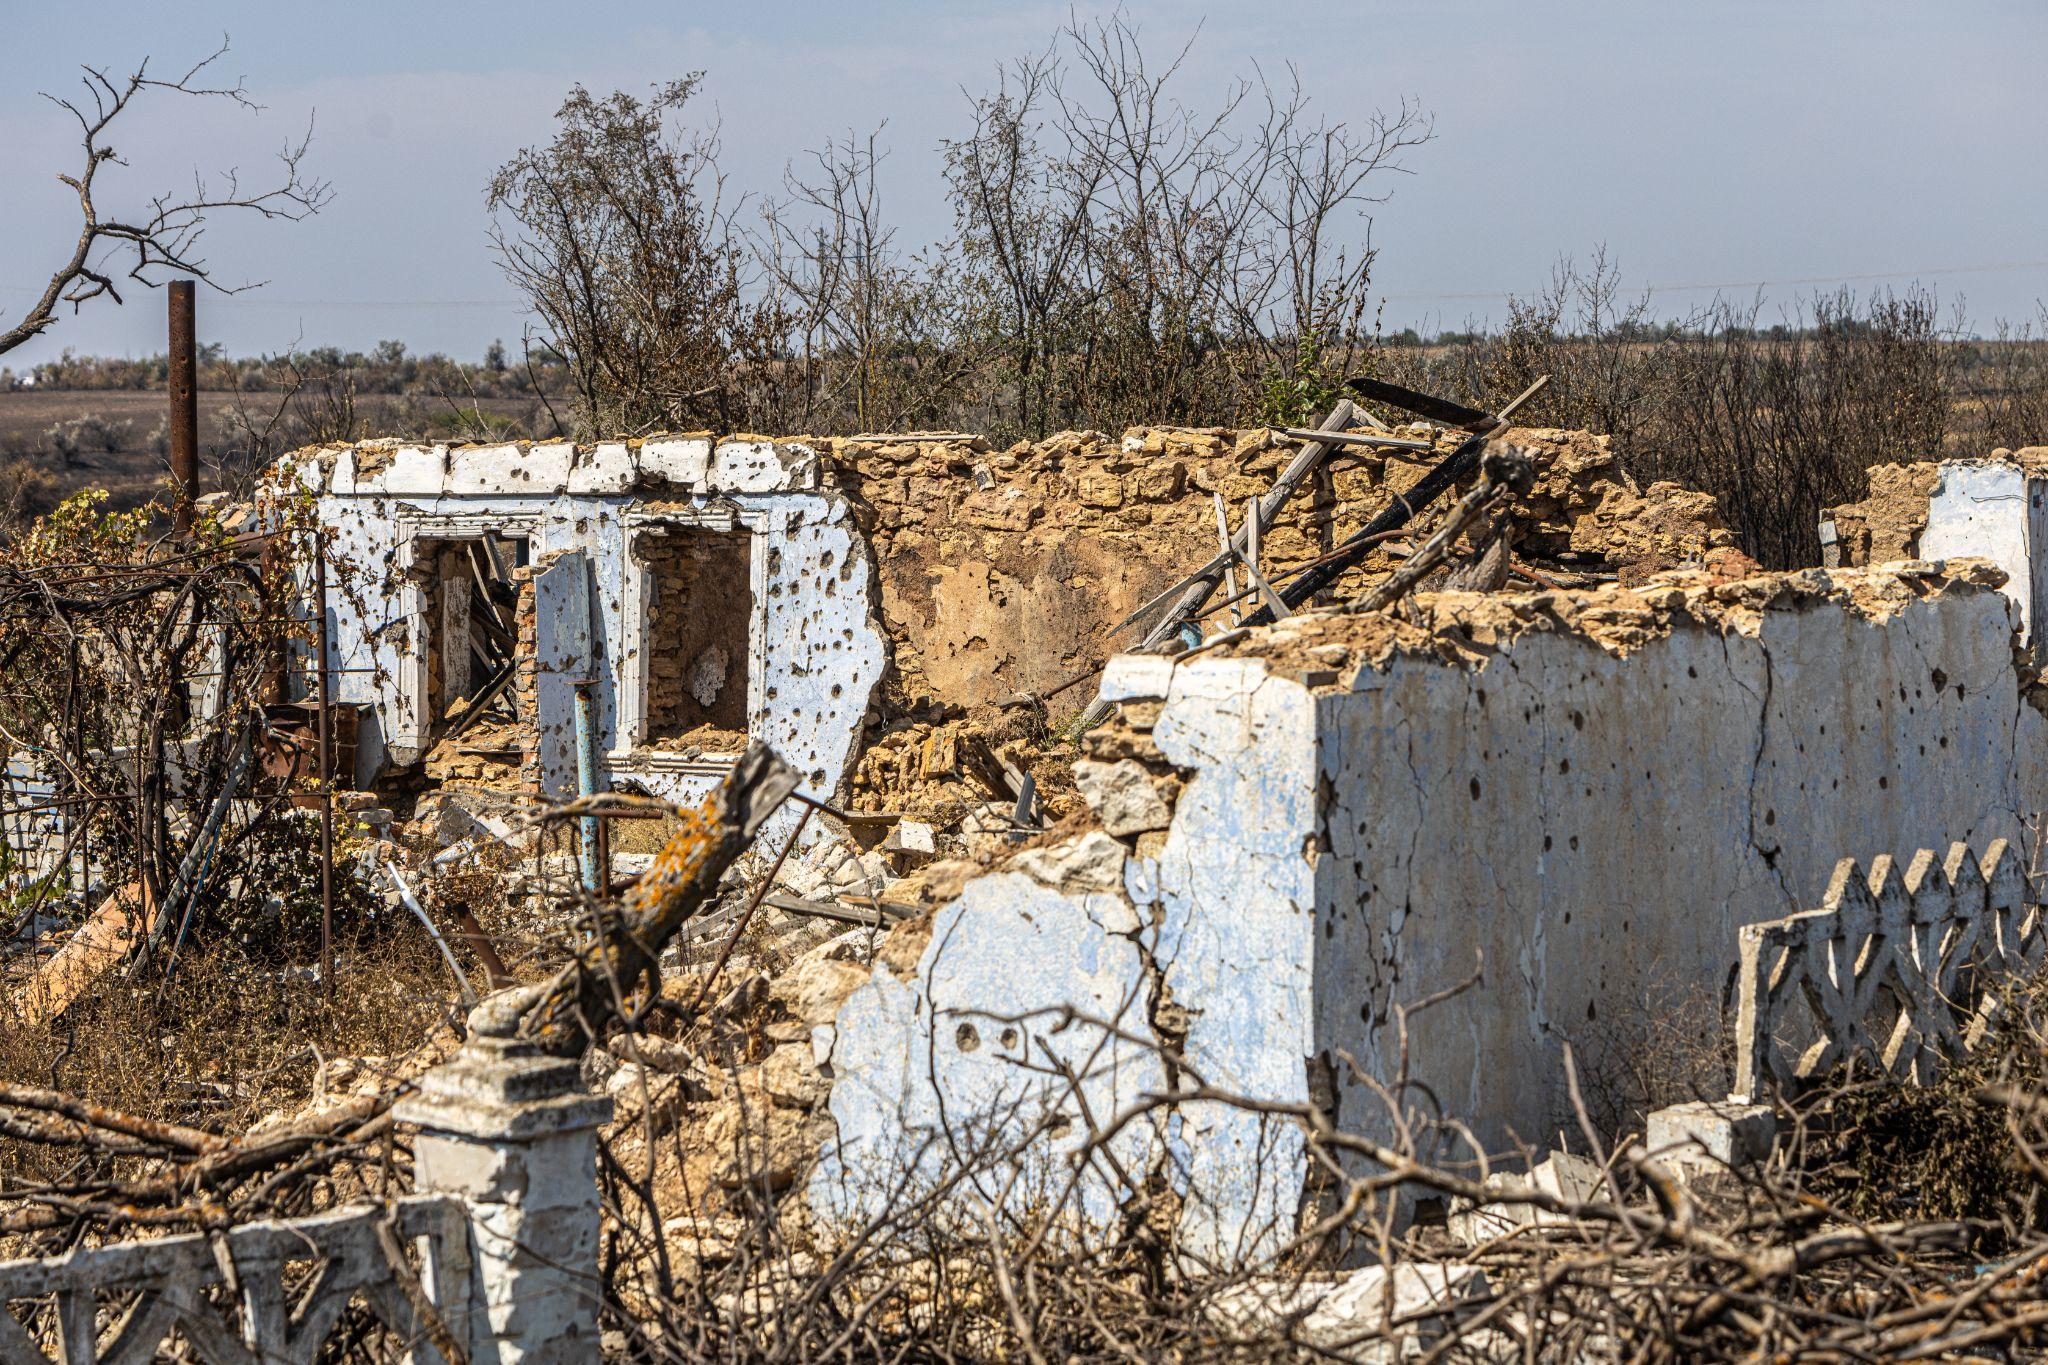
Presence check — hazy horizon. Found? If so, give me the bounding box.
[4,0,2044,369]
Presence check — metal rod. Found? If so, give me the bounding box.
[385,864,478,1008]
[572,681,602,895]
[314,536,335,1004]
[1274,426,1434,451]
[168,282,199,536]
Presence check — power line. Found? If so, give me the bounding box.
[1377,258,2048,304]
[0,283,524,309]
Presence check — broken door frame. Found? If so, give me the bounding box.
[614,504,769,776]
[388,509,544,767]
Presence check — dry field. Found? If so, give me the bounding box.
[0,389,543,514]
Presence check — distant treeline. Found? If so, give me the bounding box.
[0,339,568,398]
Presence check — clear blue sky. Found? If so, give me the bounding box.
[2,0,2042,366]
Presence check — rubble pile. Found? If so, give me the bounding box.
[1224,556,2003,677]
[817,424,1738,716]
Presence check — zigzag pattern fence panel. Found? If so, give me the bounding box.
[1734,839,2046,1098]
[0,1196,467,1365]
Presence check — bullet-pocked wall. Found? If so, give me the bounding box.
[815,559,2048,1264]
[278,437,887,809]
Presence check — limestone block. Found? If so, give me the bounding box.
[883,819,937,863]
[1645,1100,1777,1173]
[1077,469,1126,508]
[760,1042,829,1109]
[920,729,959,777]
[702,1097,815,1190]
[1012,830,1128,893]
[605,1063,687,1130]
[1447,1151,1604,1244]
[772,954,874,1027]
[564,441,637,494]
[1132,459,1187,501]
[1208,1263,1488,1361]
[1074,758,1175,836]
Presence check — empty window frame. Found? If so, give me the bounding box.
[637,525,755,744]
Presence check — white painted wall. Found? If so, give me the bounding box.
[817,567,2048,1262]
[1918,460,2048,651]
[1314,579,2036,1168]
[280,438,885,812]
[812,870,1171,1235]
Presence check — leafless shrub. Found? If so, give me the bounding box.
[43,413,132,463]
[1950,307,2048,455]
[488,77,786,438]
[0,462,62,530]
[1383,261,1952,568]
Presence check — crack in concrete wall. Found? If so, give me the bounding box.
[813,559,2048,1262]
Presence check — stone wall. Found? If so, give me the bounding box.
[280,424,1730,833]
[816,425,1734,717]
[637,524,754,741]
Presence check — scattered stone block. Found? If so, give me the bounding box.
[882,819,937,866]
[771,953,873,1027]
[1012,830,1127,892]
[1448,1150,1605,1244]
[1645,1100,1776,1174]
[1074,758,1175,836]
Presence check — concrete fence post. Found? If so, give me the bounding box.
[396,999,613,1365]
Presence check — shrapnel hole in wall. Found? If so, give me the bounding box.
[639,525,754,744]
[416,534,530,740]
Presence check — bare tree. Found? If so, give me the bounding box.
[0,39,331,359]
[488,77,785,437]
[758,128,990,432]
[941,14,1430,437]
[943,45,1106,439]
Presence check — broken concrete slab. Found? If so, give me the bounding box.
[1207,1262,1489,1361]
[1447,1151,1605,1245]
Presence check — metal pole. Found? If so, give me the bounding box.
[168,281,199,535]
[572,681,602,894]
[314,537,335,1002]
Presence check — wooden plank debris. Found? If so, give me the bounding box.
[13,885,151,1027]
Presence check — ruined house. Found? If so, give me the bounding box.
[257,423,2048,1263]
[283,423,1733,815]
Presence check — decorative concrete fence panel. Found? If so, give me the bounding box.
[0,1196,467,1365]
[0,1014,613,1365]
[1733,839,2044,1098]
